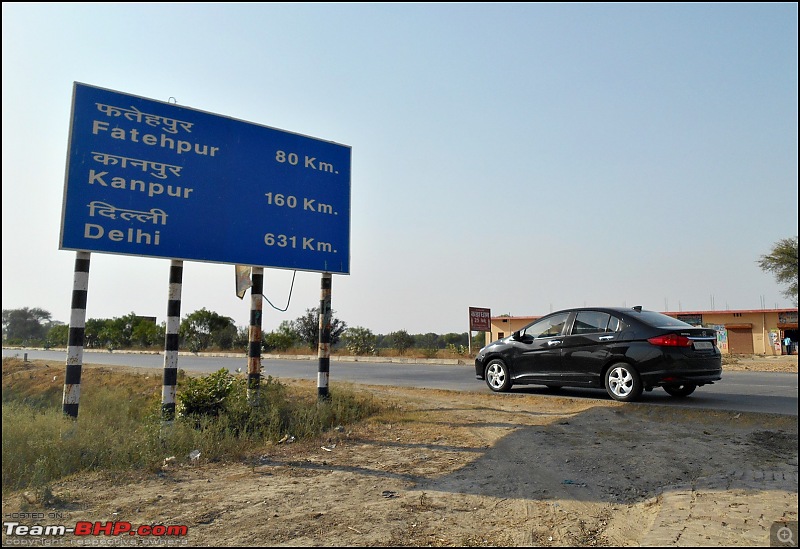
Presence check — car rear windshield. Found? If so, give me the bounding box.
[633,311,694,328]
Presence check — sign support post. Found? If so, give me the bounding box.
[248,267,264,403]
[317,272,332,401]
[63,251,91,418]
[161,260,183,421]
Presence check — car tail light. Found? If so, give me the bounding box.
[647,334,692,347]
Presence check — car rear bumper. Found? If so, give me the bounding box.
[640,367,722,387]
[635,348,722,386]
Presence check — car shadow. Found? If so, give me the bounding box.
[411,405,798,506]
[510,385,713,404]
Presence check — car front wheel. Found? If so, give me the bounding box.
[663,384,697,397]
[485,359,512,392]
[604,363,643,402]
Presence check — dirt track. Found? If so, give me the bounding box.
[2,355,797,547]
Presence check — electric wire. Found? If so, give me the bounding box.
[263,270,297,312]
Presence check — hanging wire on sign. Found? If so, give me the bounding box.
[264,270,297,312]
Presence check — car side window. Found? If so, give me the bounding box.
[607,315,623,333]
[523,312,570,338]
[571,311,611,335]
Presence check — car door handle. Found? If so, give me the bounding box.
[599,335,614,341]
[547,340,562,346]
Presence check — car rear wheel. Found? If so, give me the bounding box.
[485,359,512,392]
[663,384,697,397]
[604,363,643,402]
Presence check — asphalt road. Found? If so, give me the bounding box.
[3,348,797,416]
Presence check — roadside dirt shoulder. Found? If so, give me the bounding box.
[721,353,797,373]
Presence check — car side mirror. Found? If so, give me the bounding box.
[513,330,533,343]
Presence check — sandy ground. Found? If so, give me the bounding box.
[1,354,797,547]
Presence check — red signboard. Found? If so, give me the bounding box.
[469,307,492,331]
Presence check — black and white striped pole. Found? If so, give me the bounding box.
[161,260,183,421]
[317,272,332,400]
[248,267,264,402]
[62,251,90,418]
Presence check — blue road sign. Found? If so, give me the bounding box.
[60,82,351,274]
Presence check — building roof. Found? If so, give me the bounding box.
[491,307,798,321]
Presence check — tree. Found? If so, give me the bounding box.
[233,326,250,349]
[758,236,798,306]
[81,312,160,351]
[107,312,140,349]
[292,308,347,350]
[342,326,376,356]
[99,323,123,351]
[84,318,106,349]
[2,307,53,344]
[414,332,441,350]
[441,332,468,347]
[181,308,236,352]
[471,331,489,350]
[214,324,239,351]
[263,321,297,352]
[45,324,69,348]
[131,320,165,348]
[387,330,414,355]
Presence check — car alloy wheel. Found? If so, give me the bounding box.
[663,384,697,397]
[485,359,512,392]
[604,363,643,402]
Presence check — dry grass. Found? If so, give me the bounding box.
[1,357,387,492]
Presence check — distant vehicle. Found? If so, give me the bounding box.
[474,306,722,402]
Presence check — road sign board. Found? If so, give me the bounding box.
[469,307,492,331]
[60,82,351,274]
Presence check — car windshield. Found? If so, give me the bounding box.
[634,311,693,328]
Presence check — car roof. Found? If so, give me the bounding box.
[549,306,651,315]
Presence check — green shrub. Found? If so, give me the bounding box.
[421,348,439,359]
[177,368,235,417]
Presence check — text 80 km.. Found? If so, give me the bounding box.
[264,233,335,253]
[275,150,336,173]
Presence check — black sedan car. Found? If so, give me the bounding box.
[475,306,721,402]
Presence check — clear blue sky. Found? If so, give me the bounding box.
[2,3,798,336]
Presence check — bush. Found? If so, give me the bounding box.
[342,326,376,356]
[263,330,296,352]
[177,368,235,417]
[421,348,439,359]
[446,343,468,357]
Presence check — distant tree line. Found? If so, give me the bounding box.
[2,306,484,357]
[4,238,795,354]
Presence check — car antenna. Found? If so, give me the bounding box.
[633,305,642,312]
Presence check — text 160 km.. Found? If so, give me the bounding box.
[264,193,337,216]
[264,233,335,253]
